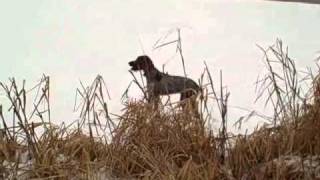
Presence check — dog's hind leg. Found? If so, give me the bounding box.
[180,90,199,117]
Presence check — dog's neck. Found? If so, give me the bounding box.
[143,66,162,82]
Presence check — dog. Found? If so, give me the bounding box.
[129,55,200,112]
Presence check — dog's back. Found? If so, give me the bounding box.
[151,73,200,96]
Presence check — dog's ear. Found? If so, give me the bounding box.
[144,56,153,68]
[155,72,163,81]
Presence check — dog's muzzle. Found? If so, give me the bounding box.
[129,61,138,70]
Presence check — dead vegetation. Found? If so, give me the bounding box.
[0,40,320,179]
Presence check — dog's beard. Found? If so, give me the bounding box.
[130,65,139,71]
[129,63,142,71]
[129,61,138,71]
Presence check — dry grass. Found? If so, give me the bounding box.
[1,40,320,179]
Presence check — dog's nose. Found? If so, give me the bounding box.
[129,61,134,66]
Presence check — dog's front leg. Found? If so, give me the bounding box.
[149,93,160,110]
[147,92,160,112]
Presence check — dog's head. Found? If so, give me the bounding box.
[129,55,154,71]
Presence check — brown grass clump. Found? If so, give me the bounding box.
[105,100,220,179]
[0,72,226,179]
[228,40,320,179]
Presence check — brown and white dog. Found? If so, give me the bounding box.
[129,55,200,112]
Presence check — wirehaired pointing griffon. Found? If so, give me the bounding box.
[129,55,200,111]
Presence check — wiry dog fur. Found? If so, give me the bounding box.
[129,55,200,111]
